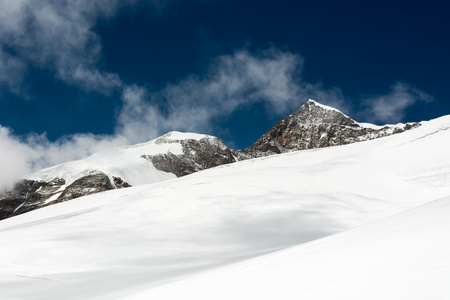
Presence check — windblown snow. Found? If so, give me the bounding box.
[1,116,450,299]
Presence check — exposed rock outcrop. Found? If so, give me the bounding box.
[50,171,129,204]
[0,177,65,220]
[0,172,130,220]
[141,132,236,177]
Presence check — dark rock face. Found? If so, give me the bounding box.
[51,171,125,204]
[0,178,65,220]
[235,100,420,159]
[142,135,236,177]
[113,176,132,188]
[0,172,130,220]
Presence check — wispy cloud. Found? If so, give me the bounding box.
[0,0,135,94]
[116,48,348,144]
[161,48,346,117]
[0,49,27,95]
[361,82,433,123]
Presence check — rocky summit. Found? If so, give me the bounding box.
[234,100,420,159]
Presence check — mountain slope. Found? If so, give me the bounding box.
[0,132,233,220]
[135,196,450,300]
[1,115,449,299]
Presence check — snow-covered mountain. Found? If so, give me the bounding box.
[27,131,232,185]
[0,100,421,220]
[1,110,450,299]
[0,132,234,219]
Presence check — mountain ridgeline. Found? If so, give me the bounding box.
[0,100,419,220]
[234,100,419,159]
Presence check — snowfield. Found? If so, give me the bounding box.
[131,196,450,300]
[1,116,450,299]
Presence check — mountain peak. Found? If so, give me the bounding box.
[304,99,344,114]
[235,100,420,159]
[303,99,339,111]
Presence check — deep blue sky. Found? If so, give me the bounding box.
[1,0,449,149]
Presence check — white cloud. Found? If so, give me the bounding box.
[162,48,346,116]
[116,85,162,143]
[0,50,27,94]
[0,0,135,93]
[0,126,29,191]
[362,82,433,123]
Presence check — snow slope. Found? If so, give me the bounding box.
[135,196,450,300]
[1,116,450,299]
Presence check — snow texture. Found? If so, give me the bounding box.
[131,196,450,300]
